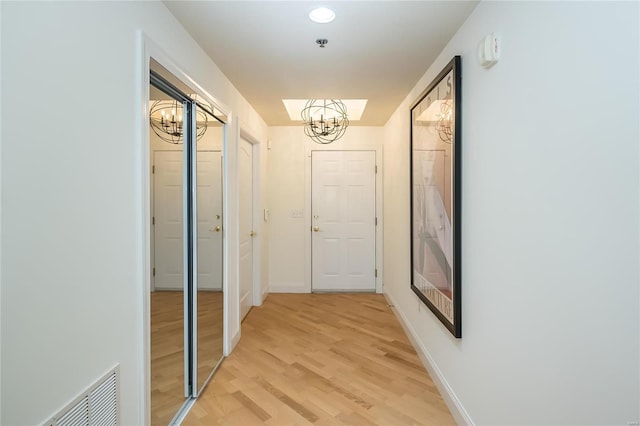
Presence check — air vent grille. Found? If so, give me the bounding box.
[44,365,119,426]
[56,397,89,426]
[90,372,118,426]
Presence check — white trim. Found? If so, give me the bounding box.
[239,290,250,307]
[222,114,232,357]
[239,126,261,145]
[228,118,240,353]
[304,147,384,294]
[230,329,241,351]
[137,31,232,423]
[135,30,151,426]
[383,291,474,426]
[375,147,384,294]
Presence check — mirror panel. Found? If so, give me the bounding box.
[195,104,225,393]
[149,93,187,425]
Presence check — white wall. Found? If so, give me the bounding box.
[0,2,267,425]
[383,1,639,424]
[268,126,384,293]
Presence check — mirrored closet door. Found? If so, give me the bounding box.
[149,59,225,426]
[194,103,224,395]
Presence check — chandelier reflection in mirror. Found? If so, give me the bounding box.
[301,99,349,144]
[435,99,452,143]
[149,100,208,144]
[415,88,453,144]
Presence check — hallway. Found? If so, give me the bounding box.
[184,294,454,425]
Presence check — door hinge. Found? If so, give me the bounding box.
[152,216,155,225]
[152,267,155,277]
[375,217,378,226]
[152,165,155,174]
[375,165,378,174]
[375,269,378,278]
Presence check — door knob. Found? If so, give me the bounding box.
[250,231,257,237]
[209,226,221,232]
[313,227,320,232]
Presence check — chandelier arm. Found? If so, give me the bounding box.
[301,99,349,144]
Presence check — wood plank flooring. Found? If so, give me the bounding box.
[184,293,454,425]
[151,291,223,426]
[151,291,186,426]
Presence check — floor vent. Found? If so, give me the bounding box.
[44,365,120,426]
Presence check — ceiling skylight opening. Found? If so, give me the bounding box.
[309,7,336,24]
[282,99,368,122]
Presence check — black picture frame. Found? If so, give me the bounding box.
[410,56,461,338]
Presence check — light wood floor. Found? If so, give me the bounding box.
[184,293,455,425]
[151,291,223,426]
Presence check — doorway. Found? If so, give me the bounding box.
[311,150,377,292]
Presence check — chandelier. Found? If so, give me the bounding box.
[301,99,349,144]
[149,100,208,144]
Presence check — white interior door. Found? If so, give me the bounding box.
[312,151,376,291]
[196,151,223,290]
[154,150,184,290]
[154,150,220,290]
[239,137,254,320]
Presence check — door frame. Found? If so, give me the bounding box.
[239,127,265,308]
[137,32,232,426]
[304,146,384,294]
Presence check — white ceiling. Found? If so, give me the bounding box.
[163,1,478,126]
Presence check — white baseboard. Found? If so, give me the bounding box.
[268,284,310,293]
[384,292,474,426]
[240,291,250,306]
[261,286,269,303]
[230,329,241,352]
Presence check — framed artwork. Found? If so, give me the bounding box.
[410,56,461,337]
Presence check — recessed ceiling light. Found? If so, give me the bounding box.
[309,7,335,24]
